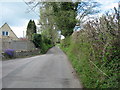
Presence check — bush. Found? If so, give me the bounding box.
[60,11,119,88]
[32,34,42,48]
[32,34,53,54]
[4,49,15,58]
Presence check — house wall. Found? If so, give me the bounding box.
[0,23,18,40]
[0,23,39,60]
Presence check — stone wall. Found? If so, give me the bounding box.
[2,49,40,60]
[0,39,2,59]
[0,39,40,60]
[2,39,36,51]
[15,49,40,58]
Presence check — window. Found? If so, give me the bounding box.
[2,31,5,36]
[2,31,9,36]
[6,32,8,36]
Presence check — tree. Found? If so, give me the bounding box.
[33,20,37,33]
[32,33,53,53]
[39,2,59,45]
[51,2,79,37]
[24,1,79,38]
[26,20,37,40]
[32,34,42,48]
[77,1,101,24]
[24,0,100,38]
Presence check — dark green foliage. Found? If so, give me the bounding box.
[51,2,78,37]
[40,36,53,53]
[27,20,32,29]
[32,34,53,54]
[50,1,100,37]
[60,2,75,11]
[26,20,37,40]
[32,34,42,48]
[32,20,37,33]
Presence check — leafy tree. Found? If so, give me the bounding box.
[39,2,59,45]
[25,0,100,38]
[51,2,79,37]
[24,1,79,38]
[33,20,37,33]
[26,20,37,40]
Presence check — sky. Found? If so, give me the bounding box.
[0,0,40,38]
[0,0,119,38]
[95,0,119,14]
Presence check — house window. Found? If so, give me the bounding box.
[2,31,5,36]
[2,31,9,36]
[6,32,8,36]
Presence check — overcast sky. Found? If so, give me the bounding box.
[0,0,119,38]
[0,0,40,38]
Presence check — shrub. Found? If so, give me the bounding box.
[32,34,53,54]
[60,10,119,88]
[32,34,42,48]
[4,49,15,58]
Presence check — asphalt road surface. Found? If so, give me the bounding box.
[1,47,82,88]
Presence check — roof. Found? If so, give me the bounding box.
[0,23,18,39]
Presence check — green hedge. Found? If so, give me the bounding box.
[32,34,53,54]
[61,35,119,88]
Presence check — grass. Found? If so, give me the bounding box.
[60,36,119,88]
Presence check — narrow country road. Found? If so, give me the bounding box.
[1,47,82,88]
